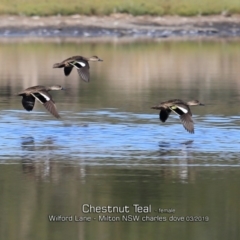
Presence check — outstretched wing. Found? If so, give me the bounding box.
[180,114,194,134]
[22,95,35,111]
[31,91,60,119]
[170,104,194,133]
[77,67,90,82]
[64,66,73,76]
[43,101,60,119]
[70,61,90,82]
[159,109,171,122]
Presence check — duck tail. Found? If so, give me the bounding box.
[151,106,161,110]
[53,62,64,68]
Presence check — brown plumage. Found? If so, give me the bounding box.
[53,55,103,82]
[151,99,204,134]
[17,85,64,119]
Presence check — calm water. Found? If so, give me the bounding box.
[0,39,240,239]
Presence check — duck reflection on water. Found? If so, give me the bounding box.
[21,136,55,179]
[158,140,195,183]
[20,136,87,182]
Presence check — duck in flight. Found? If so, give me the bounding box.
[53,55,103,82]
[151,99,204,133]
[17,85,64,119]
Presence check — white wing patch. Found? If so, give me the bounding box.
[77,61,86,67]
[177,106,188,114]
[31,92,50,104]
[30,93,42,103]
[70,61,86,69]
[40,92,50,101]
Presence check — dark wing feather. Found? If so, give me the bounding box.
[180,113,194,134]
[43,101,60,119]
[71,60,90,82]
[64,66,73,76]
[159,109,171,122]
[32,91,60,119]
[22,95,35,111]
[32,91,50,104]
[77,67,90,82]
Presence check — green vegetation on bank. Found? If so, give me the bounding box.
[0,0,240,16]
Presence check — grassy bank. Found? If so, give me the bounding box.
[0,0,240,16]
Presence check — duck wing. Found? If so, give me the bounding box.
[31,91,60,119]
[77,67,90,82]
[64,66,73,76]
[180,113,194,134]
[170,104,194,133]
[159,109,171,122]
[43,101,60,119]
[70,60,90,82]
[170,103,191,116]
[22,95,35,111]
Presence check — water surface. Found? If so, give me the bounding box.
[0,40,240,240]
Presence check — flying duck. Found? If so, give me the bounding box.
[151,99,204,133]
[17,85,64,119]
[53,55,103,82]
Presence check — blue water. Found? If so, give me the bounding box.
[1,109,240,167]
[1,40,240,240]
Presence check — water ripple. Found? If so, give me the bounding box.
[1,110,240,167]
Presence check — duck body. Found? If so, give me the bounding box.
[151,99,204,134]
[18,85,64,119]
[53,55,103,82]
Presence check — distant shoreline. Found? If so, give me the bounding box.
[1,14,240,39]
